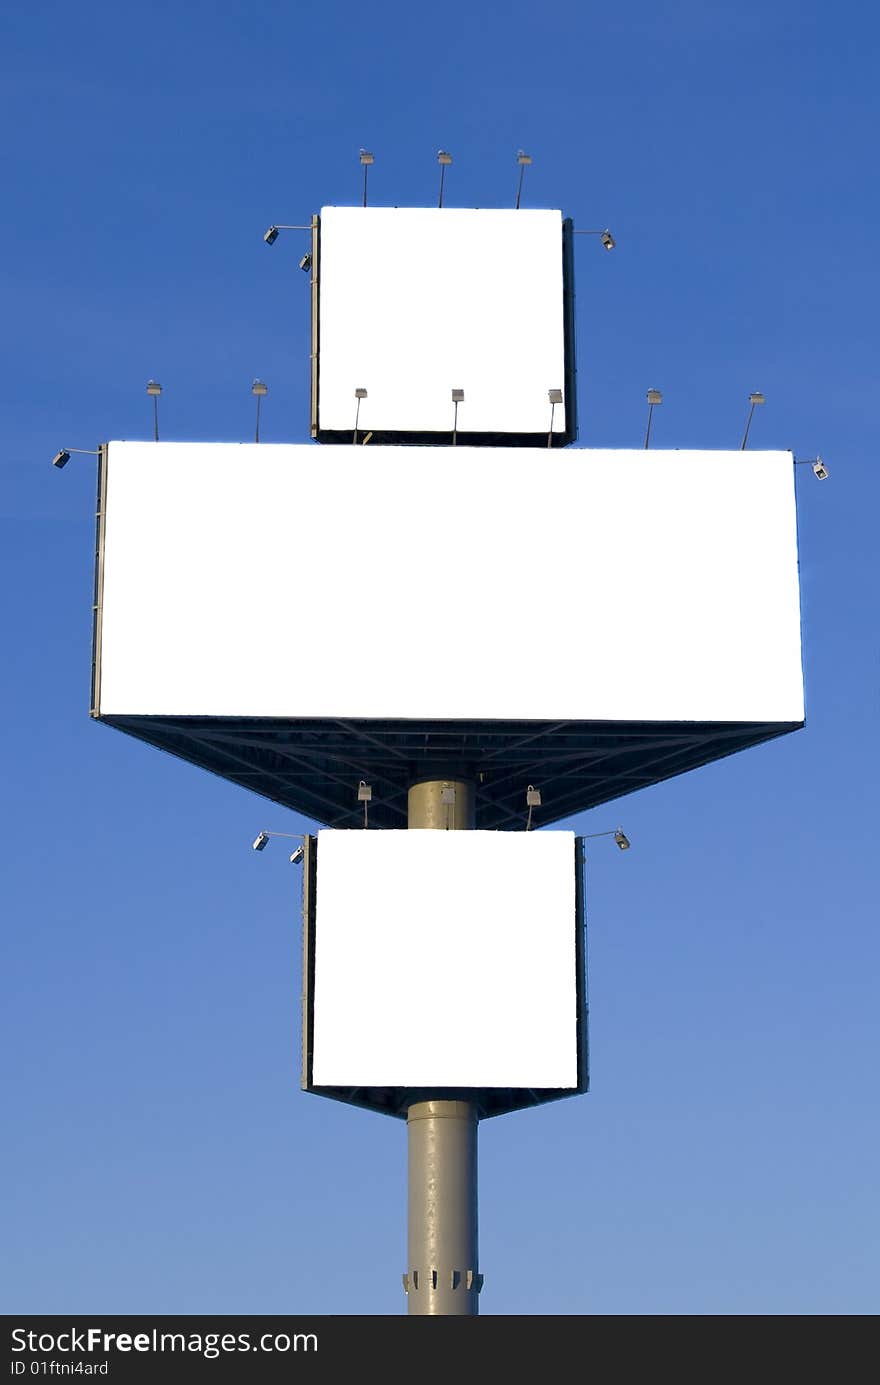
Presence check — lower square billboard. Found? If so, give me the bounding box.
[303,829,587,1116]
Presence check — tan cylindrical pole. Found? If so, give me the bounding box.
[406,1101,480,1315]
[404,779,481,1315]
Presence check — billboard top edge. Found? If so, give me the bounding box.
[315,827,577,838]
[102,440,796,463]
[319,204,564,217]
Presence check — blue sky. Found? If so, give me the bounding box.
[1,0,878,1314]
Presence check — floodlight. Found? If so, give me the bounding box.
[525,784,542,831]
[795,454,830,480]
[437,150,452,207]
[146,380,162,441]
[644,389,662,448]
[51,446,98,469]
[289,845,305,865]
[582,827,632,850]
[547,389,563,448]
[451,388,464,444]
[353,388,368,444]
[439,783,457,827]
[251,828,306,855]
[515,151,532,209]
[252,380,268,442]
[358,779,372,828]
[263,223,313,246]
[299,252,312,272]
[572,228,616,250]
[360,149,374,207]
[741,390,766,449]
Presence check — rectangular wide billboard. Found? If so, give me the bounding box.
[95,442,804,726]
[307,829,583,1093]
[315,207,572,444]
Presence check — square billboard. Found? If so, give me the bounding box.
[314,207,573,444]
[306,829,584,1094]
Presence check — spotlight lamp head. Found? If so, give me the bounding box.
[812,457,829,480]
[437,149,453,165]
[601,230,615,250]
[646,389,663,406]
[614,828,631,851]
[289,845,305,865]
[515,150,533,209]
[451,388,465,403]
[354,387,368,400]
[251,379,268,397]
[146,380,162,397]
[299,252,312,272]
[51,446,98,468]
[263,225,280,245]
[749,391,766,406]
[359,149,374,166]
[548,388,564,405]
[252,831,270,852]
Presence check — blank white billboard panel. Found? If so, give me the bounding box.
[317,207,567,437]
[97,442,804,725]
[310,829,578,1089]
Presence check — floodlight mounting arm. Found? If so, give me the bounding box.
[51,446,100,467]
[571,227,616,250]
[263,223,315,245]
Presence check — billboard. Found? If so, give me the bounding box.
[304,829,585,1105]
[95,442,804,726]
[314,207,573,444]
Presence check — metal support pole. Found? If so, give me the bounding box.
[406,1101,480,1315]
[404,779,481,1315]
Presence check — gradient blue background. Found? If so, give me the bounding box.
[1,0,877,1315]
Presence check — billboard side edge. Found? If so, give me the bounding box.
[89,442,109,718]
[575,836,588,1093]
[310,214,320,439]
[562,218,578,446]
[302,834,318,1090]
